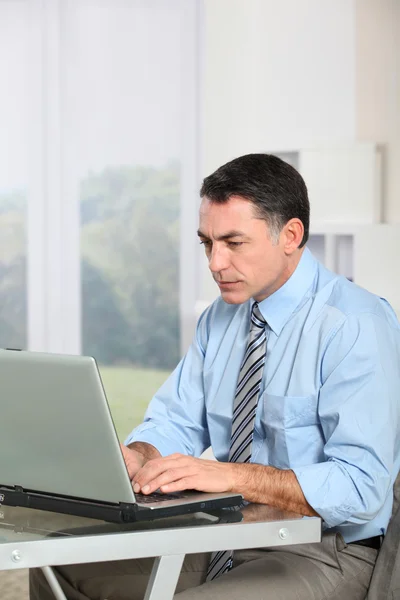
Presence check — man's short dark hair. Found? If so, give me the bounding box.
[200,153,310,248]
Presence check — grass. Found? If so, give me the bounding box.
[98,365,172,442]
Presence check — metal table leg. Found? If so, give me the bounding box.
[41,566,68,600]
[144,554,185,600]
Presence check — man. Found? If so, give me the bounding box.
[31,154,400,599]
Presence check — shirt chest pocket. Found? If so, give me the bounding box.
[261,392,319,429]
[258,392,321,468]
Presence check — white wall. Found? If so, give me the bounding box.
[202,0,356,176]
[352,1,400,316]
[355,0,400,224]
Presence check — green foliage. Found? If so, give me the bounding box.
[0,256,27,349]
[80,163,180,368]
[0,198,27,349]
[0,164,180,369]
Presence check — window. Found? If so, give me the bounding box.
[2,0,200,440]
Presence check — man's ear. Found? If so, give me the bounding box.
[282,219,304,255]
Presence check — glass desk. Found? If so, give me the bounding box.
[0,504,322,600]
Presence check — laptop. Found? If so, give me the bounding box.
[0,349,242,522]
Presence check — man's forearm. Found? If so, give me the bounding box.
[127,441,161,461]
[231,463,319,517]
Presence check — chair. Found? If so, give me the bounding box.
[366,472,400,599]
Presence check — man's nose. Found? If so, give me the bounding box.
[208,246,230,273]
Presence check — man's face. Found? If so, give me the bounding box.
[198,196,294,304]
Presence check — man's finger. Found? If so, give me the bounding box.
[160,476,195,493]
[134,456,192,488]
[135,466,194,495]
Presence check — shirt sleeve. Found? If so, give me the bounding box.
[293,311,400,528]
[124,308,211,457]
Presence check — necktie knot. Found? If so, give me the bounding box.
[251,302,266,330]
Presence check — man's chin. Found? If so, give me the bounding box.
[219,290,249,305]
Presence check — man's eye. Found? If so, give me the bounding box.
[199,240,211,247]
[228,242,243,247]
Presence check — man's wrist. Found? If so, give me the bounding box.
[228,462,258,495]
[127,441,161,462]
[227,462,318,517]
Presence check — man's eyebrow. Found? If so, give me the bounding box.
[197,229,247,241]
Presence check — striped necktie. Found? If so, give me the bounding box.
[206,302,267,581]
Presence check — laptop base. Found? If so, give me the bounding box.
[0,485,242,523]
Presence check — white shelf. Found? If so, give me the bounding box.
[300,143,382,225]
[309,222,363,236]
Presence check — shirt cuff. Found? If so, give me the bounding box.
[292,461,361,528]
[124,423,188,457]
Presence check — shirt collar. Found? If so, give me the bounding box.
[256,247,318,336]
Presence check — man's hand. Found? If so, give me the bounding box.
[120,442,161,481]
[132,453,236,495]
[131,452,319,518]
[120,444,146,480]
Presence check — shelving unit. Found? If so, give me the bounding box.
[277,143,383,283]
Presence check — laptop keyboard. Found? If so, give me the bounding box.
[136,491,188,504]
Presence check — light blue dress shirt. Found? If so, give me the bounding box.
[126,248,400,542]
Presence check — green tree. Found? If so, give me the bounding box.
[0,195,27,349]
[81,163,180,368]
[0,165,181,368]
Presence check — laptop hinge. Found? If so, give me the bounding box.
[119,502,138,512]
